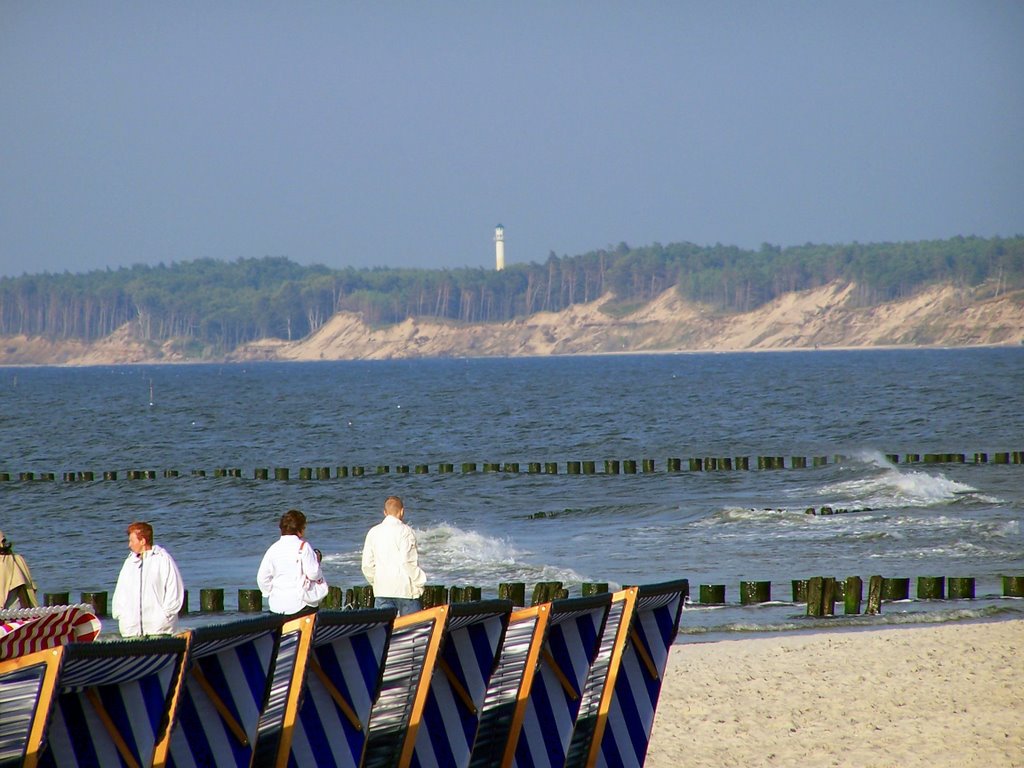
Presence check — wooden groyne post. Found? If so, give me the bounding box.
[844,576,863,615]
[1004,575,1024,597]
[740,580,771,605]
[200,588,225,612]
[498,582,526,607]
[881,577,910,601]
[531,581,567,605]
[238,588,262,612]
[917,576,945,600]
[699,584,725,605]
[948,577,975,599]
[81,591,107,616]
[865,575,884,615]
[805,577,835,617]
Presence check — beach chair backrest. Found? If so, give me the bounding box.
[408,599,511,768]
[250,612,317,767]
[469,601,545,768]
[564,589,631,768]
[0,636,187,768]
[569,579,687,768]
[164,613,293,768]
[283,608,396,768]
[470,592,612,768]
[362,605,448,768]
[0,647,58,768]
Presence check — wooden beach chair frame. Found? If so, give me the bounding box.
[0,635,188,768]
[275,607,397,768]
[361,599,511,768]
[404,599,512,768]
[158,611,307,768]
[469,592,612,768]
[566,579,688,768]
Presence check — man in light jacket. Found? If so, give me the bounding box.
[361,495,426,616]
[112,521,185,637]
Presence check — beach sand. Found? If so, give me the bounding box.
[646,620,1023,768]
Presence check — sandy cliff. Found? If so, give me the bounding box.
[0,280,1020,366]
[228,280,1024,362]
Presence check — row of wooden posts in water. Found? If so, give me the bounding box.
[706,574,1024,617]
[5,450,1024,482]
[42,574,1024,622]
[44,580,596,618]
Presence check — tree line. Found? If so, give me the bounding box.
[0,236,1020,353]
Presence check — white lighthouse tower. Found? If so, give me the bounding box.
[494,224,505,271]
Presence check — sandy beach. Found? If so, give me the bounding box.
[646,620,1023,768]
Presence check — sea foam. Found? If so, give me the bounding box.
[818,453,982,510]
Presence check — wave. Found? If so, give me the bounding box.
[701,507,806,524]
[417,523,589,586]
[809,450,998,511]
[522,503,697,524]
[695,471,1000,526]
[321,521,592,588]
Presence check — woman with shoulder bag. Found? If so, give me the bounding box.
[257,509,328,614]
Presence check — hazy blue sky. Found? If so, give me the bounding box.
[2,2,1022,278]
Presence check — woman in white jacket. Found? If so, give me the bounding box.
[112,521,185,637]
[257,508,326,614]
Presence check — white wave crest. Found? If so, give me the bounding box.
[416,523,522,565]
[820,466,978,510]
[415,523,588,585]
[697,507,804,526]
[320,522,589,587]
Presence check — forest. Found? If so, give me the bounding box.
[0,235,1020,353]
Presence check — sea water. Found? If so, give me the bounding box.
[1,348,1021,639]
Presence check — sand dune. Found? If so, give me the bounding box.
[0,280,1020,365]
[234,281,1023,361]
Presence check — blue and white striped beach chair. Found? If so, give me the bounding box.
[362,599,512,768]
[162,612,312,768]
[0,635,188,768]
[565,579,688,768]
[469,592,612,768]
[405,599,511,768]
[280,608,396,768]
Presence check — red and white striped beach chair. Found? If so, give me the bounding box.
[0,604,102,660]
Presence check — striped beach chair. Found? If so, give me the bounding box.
[161,612,313,768]
[565,579,688,768]
[404,599,511,768]
[469,592,612,768]
[0,635,188,768]
[363,599,512,768]
[279,607,396,768]
[0,604,102,660]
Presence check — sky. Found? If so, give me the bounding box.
[2,2,1022,278]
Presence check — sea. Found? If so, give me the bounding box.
[1,348,1022,641]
